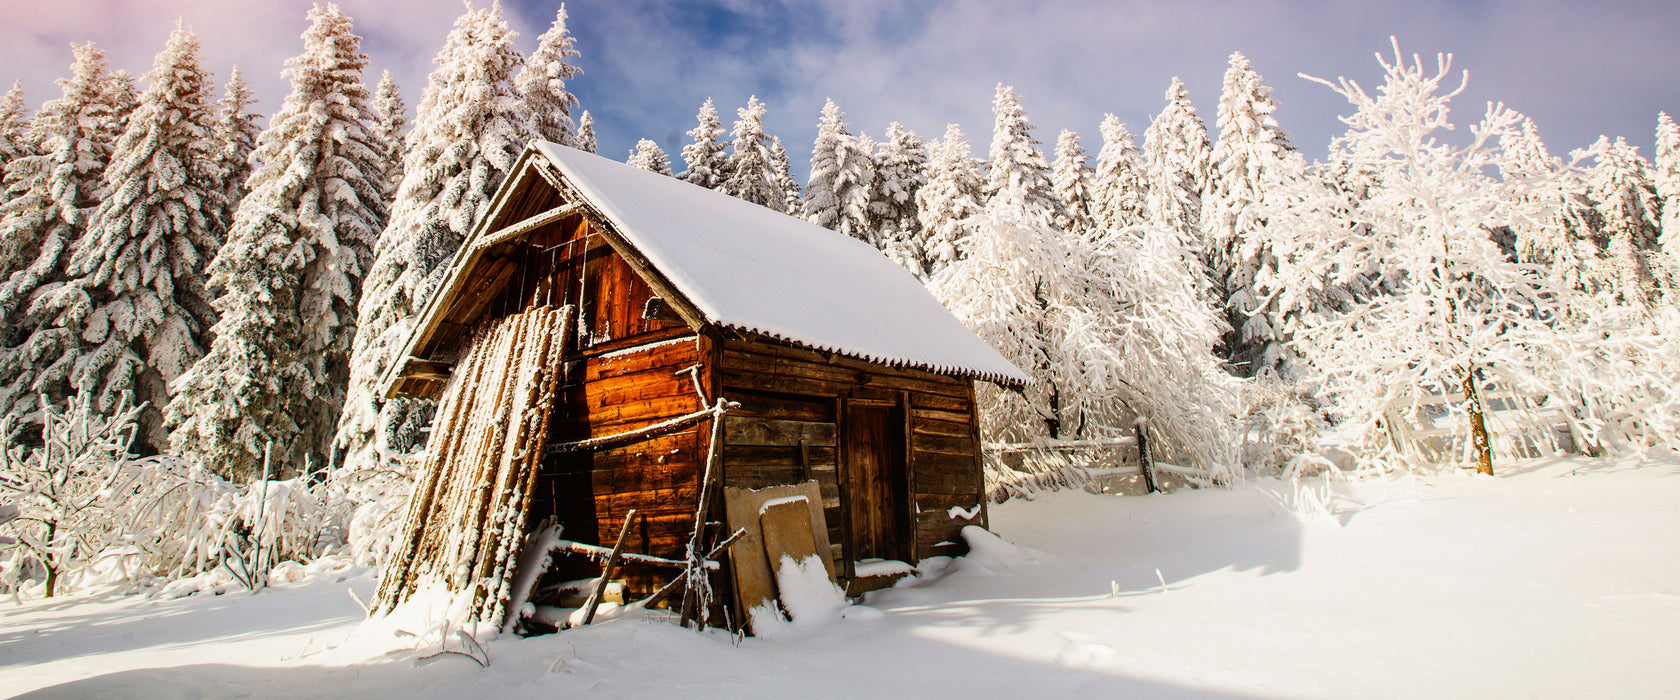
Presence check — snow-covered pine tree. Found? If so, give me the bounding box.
[167,3,387,481]
[1051,129,1094,235]
[0,46,133,443]
[1204,52,1296,376]
[1144,77,1213,252]
[518,4,582,147]
[720,96,785,211]
[626,138,672,175]
[985,84,1063,222]
[575,109,595,153]
[769,135,801,213]
[916,123,985,277]
[1498,118,1598,308]
[1650,113,1680,286]
[0,83,31,193]
[57,22,226,452]
[677,98,727,189]
[336,2,536,477]
[1090,115,1148,232]
[872,122,929,275]
[214,67,262,209]
[371,70,408,202]
[802,99,873,241]
[1582,136,1663,312]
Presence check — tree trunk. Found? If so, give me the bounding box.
[1462,368,1494,476]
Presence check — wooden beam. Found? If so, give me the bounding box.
[474,202,581,251]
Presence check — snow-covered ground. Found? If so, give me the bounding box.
[5,453,1678,699]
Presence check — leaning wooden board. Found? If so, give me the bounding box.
[722,481,834,634]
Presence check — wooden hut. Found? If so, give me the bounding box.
[372,142,1027,633]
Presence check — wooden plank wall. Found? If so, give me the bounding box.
[716,337,987,571]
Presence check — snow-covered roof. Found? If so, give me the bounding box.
[534,142,1027,385]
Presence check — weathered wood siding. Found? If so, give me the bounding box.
[716,337,986,570]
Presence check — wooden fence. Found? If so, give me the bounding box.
[1381,381,1585,465]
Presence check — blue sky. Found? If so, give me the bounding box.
[4,0,1678,181]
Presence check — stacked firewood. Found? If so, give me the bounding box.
[374,304,572,626]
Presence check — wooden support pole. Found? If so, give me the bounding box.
[581,509,637,626]
[680,398,730,629]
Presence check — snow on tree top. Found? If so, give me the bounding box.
[535,141,1028,385]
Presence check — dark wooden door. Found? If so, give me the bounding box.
[842,403,909,563]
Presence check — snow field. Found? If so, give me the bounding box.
[4,453,1677,699]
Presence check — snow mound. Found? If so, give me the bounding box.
[749,554,851,639]
[958,525,1043,573]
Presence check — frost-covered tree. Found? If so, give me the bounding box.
[214,67,262,208]
[371,70,408,202]
[1051,129,1094,235]
[1582,136,1663,311]
[1282,42,1572,474]
[677,98,727,189]
[1143,77,1212,245]
[872,122,929,275]
[517,3,582,146]
[932,182,1237,475]
[1204,52,1296,375]
[626,138,672,175]
[337,2,536,477]
[168,3,386,481]
[985,84,1062,222]
[769,135,801,213]
[802,99,873,241]
[916,123,985,277]
[0,45,132,442]
[575,109,595,153]
[1090,114,1148,232]
[721,96,784,211]
[59,23,226,452]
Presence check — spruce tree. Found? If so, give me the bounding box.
[1144,77,1212,243]
[1583,136,1663,311]
[801,99,873,241]
[720,96,784,211]
[167,3,386,480]
[872,122,929,275]
[985,84,1062,222]
[1090,114,1148,231]
[518,4,582,147]
[1654,113,1680,273]
[916,123,985,277]
[62,22,226,451]
[0,45,131,441]
[214,67,262,208]
[337,2,536,476]
[677,98,727,189]
[0,83,31,193]
[371,70,408,202]
[575,109,596,153]
[1499,118,1597,305]
[1205,52,1295,375]
[626,138,672,175]
[1051,129,1095,235]
[770,135,802,213]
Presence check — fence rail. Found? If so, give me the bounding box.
[1382,381,1584,465]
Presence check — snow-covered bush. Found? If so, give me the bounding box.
[0,394,343,599]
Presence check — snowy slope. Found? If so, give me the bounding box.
[535,142,1029,385]
[4,454,1677,699]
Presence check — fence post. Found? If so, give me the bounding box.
[1135,418,1159,494]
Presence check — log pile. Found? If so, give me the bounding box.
[374,304,572,626]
